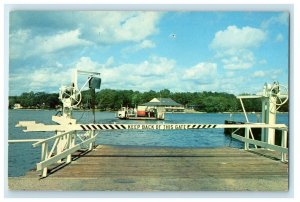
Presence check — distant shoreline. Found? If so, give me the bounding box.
[9,108,289,114]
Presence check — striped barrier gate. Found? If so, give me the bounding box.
[79,124,219,131]
[16,121,288,132]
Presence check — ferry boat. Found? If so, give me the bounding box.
[116,106,165,120]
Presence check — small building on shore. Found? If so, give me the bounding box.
[141,98,185,112]
[13,103,23,109]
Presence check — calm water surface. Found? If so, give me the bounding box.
[8,110,288,177]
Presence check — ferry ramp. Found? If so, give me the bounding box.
[8,145,288,191]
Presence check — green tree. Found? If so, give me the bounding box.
[45,93,59,109]
[159,89,171,98]
[19,91,35,107]
[96,89,117,110]
[9,89,288,113]
[141,90,158,103]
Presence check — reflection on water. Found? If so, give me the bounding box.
[8,110,288,177]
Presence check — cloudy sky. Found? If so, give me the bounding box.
[9,11,289,96]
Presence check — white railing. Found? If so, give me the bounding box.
[231,127,288,162]
[32,130,97,177]
[8,139,44,143]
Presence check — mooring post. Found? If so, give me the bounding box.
[281,130,288,162]
[244,127,250,150]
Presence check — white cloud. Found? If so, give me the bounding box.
[9,65,72,94]
[277,12,289,25]
[70,56,176,91]
[105,57,114,66]
[215,76,246,94]
[122,40,156,53]
[9,57,104,94]
[107,56,176,81]
[261,12,289,29]
[211,25,266,70]
[221,49,255,70]
[252,69,284,80]
[258,59,267,65]
[275,33,284,42]
[10,11,162,60]
[10,56,216,94]
[38,29,91,53]
[210,25,266,50]
[137,40,156,49]
[270,69,283,80]
[253,70,265,78]
[56,62,63,68]
[183,63,217,83]
[9,54,267,95]
[75,57,102,72]
[225,71,235,77]
[9,29,31,59]
[84,12,162,44]
[135,56,175,77]
[28,68,70,88]
[11,11,162,44]
[10,29,91,59]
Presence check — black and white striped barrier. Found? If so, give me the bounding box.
[79,124,218,131]
[17,121,288,132]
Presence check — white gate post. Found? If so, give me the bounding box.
[56,132,63,163]
[281,130,288,162]
[261,98,268,142]
[267,96,277,145]
[41,142,48,177]
[66,132,72,163]
[89,131,94,150]
[244,127,250,150]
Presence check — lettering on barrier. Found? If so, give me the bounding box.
[127,124,188,130]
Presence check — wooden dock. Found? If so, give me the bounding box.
[8,145,288,191]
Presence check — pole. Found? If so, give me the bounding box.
[281,130,287,162]
[244,127,250,150]
[261,97,268,142]
[267,96,277,145]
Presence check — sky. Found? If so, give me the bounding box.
[8,11,289,96]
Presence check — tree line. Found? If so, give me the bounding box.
[9,89,289,112]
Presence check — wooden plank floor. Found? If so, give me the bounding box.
[8,145,288,191]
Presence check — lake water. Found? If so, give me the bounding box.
[8,110,289,177]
